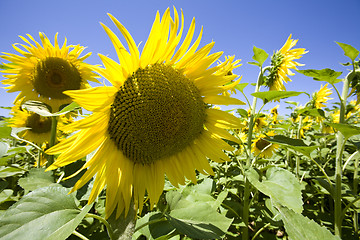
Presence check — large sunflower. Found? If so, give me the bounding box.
[1,33,99,111]
[265,34,307,91]
[46,8,244,218]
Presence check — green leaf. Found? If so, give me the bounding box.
[0,189,17,204]
[166,209,226,240]
[0,186,87,240]
[22,101,80,117]
[246,167,303,213]
[0,121,11,139]
[336,42,360,61]
[251,91,306,104]
[297,69,343,84]
[0,166,26,178]
[165,179,232,239]
[18,168,58,192]
[297,108,325,118]
[45,203,93,240]
[277,205,341,240]
[0,142,9,158]
[22,101,53,117]
[252,46,269,66]
[134,212,175,240]
[327,122,360,139]
[57,102,81,115]
[265,135,318,158]
[234,82,249,93]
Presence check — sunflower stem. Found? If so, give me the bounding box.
[107,200,136,240]
[46,116,58,168]
[353,153,359,238]
[86,213,115,240]
[295,115,303,179]
[334,71,351,237]
[243,67,264,240]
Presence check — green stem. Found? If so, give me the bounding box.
[243,67,265,240]
[334,72,351,237]
[37,149,41,168]
[251,223,271,240]
[72,230,90,240]
[46,116,58,168]
[107,200,137,240]
[353,152,359,237]
[296,116,303,179]
[86,213,115,240]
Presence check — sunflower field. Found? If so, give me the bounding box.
[0,7,359,240]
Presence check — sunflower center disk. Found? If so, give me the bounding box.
[26,114,52,134]
[256,138,271,151]
[108,63,206,165]
[33,57,82,99]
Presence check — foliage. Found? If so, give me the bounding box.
[0,38,359,240]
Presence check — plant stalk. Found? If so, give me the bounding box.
[243,68,263,240]
[107,200,136,240]
[334,72,350,237]
[46,116,58,168]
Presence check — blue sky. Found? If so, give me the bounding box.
[0,0,359,117]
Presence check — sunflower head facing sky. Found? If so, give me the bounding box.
[46,8,244,218]
[1,33,99,111]
[265,34,308,91]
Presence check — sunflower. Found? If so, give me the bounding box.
[8,101,72,145]
[252,131,278,158]
[219,56,242,97]
[46,8,244,218]
[270,105,279,124]
[1,33,99,112]
[265,34,307,91]
[313,83,332,109]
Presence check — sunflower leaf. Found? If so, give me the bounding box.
[0,186,89,240]
[133,212,175,240]
[264,135,318,158]
[0,121,12,139]
[251,91,306,104]
[234,82,249,92]
[0,142,9,158]
[18,168,59,193]
[326,122,360,139]
[297,69,343,84]
[251,46,269,67]
[245,167,303,213]
[0,166,26,178]
[276,205,341,240]
[165,179,232,239]
[336,42,360,62]
[22,100,53,117]
[22,101,80,117]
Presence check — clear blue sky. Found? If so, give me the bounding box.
[1,0,359,117]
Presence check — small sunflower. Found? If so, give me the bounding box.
[8,101,71,145]
[252,131,278,158]
[218,56,242,97]
[265,34,307,91]
[46,8,244,218]
[299,116,313,138]
[1,33,99,111]
[270,105,280,124]
[313,84,332,109]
